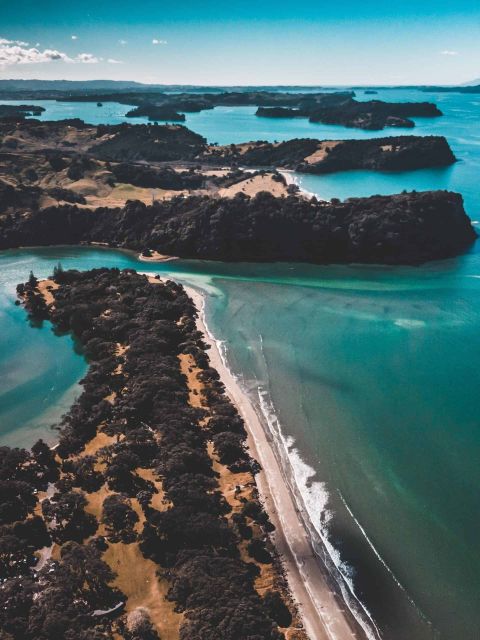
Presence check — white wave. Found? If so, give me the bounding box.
[256,385,382,640]
[338,493,429,626]
[394,318,426,329]
[278,170,320,200]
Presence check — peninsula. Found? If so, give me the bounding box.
[0,267,363,639]
[0,190,475,265]
[207,135,456,173]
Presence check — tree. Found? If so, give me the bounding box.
[0,480,37,525]
[247,538,273,564]
[42,491,97,543]
[102,494,139,543]
[123,609,161,640]
[263,591,292,628]
[62,456,103,493]
[52,262,64,282]
[28,271,38,289]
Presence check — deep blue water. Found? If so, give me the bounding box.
[1,89,479,640]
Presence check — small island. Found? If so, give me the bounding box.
[0,104,45,119]
[125,105,186,122]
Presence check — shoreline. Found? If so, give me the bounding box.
[184,284,370,640]
[279,169,322,201]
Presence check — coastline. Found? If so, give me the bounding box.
[185,284,370,640]
[278,170,321,201]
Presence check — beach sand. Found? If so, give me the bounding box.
[185,285,363,640]
[138,250,178,263]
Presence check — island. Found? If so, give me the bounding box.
[0,87,444,130]
[0,119,457,205]
[420,84,480,94]
[258,98,442,130]
[0,104,45,119]
[125,105,186,122]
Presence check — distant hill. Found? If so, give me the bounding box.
[0,79,340,95]
[0,79,149,92]
[420,84,480,94]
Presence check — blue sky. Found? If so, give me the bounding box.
[0,1,478,85]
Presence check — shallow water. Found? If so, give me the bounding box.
[1,89,480,639]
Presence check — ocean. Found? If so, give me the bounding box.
[1,88,479,639]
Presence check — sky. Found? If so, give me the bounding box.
[0,0,478,85]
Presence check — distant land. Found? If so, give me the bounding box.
[0,79,339,93]
[420,84,480,94]
[1,79,479,94]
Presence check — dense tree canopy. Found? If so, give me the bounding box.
[6,269,298,639]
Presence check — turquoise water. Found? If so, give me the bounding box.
[2,99,139,126]
[1,89,480,639]
[0,259,87,448]
[4,86,473,146]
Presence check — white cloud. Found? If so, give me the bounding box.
[152,39,167,45]
[440,50,459,56]
[107,58,123,64]
[0,37,29,46]
[119,39,127,46]
[0,38,102,67]
[71,35,78,40]
[76,52,100,64]
[0,45,70,66]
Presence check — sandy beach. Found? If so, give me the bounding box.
[138,250,178,263]
[185,285,365,640]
